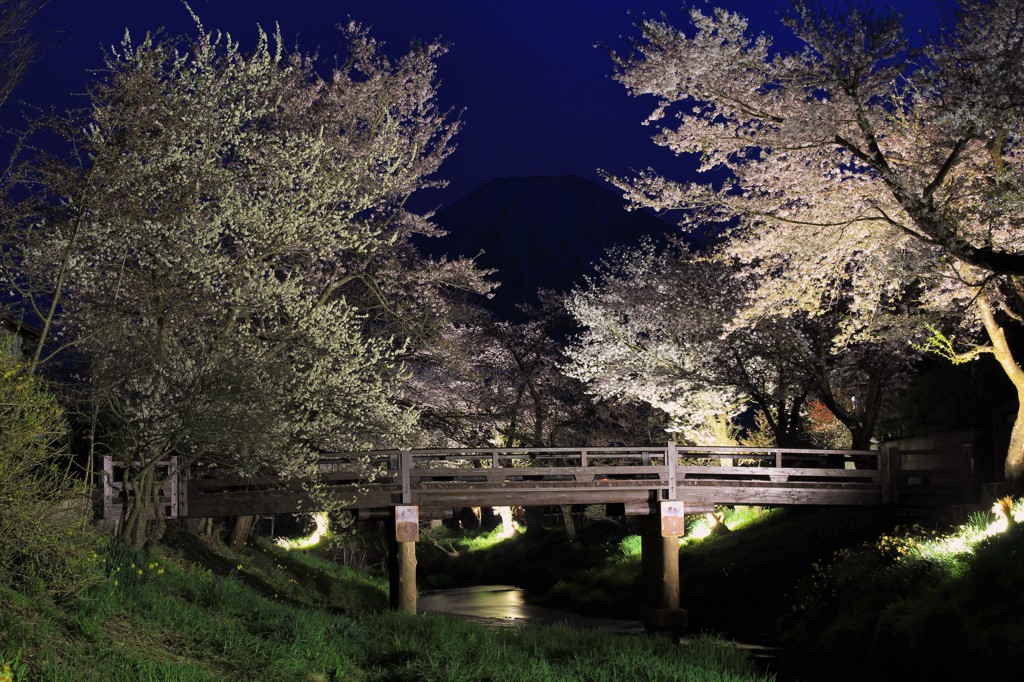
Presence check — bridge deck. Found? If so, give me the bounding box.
[101,445,973,520]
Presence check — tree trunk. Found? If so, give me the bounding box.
[119,466,157,550]
[978,297,1024,495]
[524,506,546,538]
[849,425,874,452]
[229,515,254,549]
[1005,403,1024,495]
[187,518,214,537]
[560,505,578,542]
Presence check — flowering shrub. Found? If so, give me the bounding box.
[0,346,101,597]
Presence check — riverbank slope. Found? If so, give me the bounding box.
[418,504,1024,680]
[0,526,771,681]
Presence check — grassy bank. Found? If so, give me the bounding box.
[422,504,1024,680]
[0,528,771,682]
[779,507,1024,681]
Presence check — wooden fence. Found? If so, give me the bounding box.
[101,455,189,523]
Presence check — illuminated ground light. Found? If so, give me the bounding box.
[988,496,1023,535]
[688,512,729,540]
[496,506,519,539]
[918,497,1022,562]
[276,512,330,550]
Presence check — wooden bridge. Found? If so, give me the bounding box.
[101,443,974,628]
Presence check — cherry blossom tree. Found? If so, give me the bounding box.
[0,0,48,111]
[608,0,1024,490]
[10,15,473,546]
[564,242,751,446]
[565,240,909,448]
[407,294,660,449]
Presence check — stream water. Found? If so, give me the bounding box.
[419,585,786,678]
[418,584,644,633]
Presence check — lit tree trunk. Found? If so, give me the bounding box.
[229,515,254,549]
[978,297,1024,495]
[1005,403,1024,496]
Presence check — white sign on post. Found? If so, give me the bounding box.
[395,505,419,542]
[660,500,685,537]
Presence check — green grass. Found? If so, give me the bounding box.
[11,503,1020,680]
[1,529,771,682]
[780,509,1024,680]
[423,503,1024,680]
[525,505,882,635]
[418,503,1024,680]
[417,522,627,592]
[360,615,767,682]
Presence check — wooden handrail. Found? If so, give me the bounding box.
[100,444,972,520]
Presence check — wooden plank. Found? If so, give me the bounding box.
[416,480,659,491]
[674,446,876,457]
[102,456,114,520]
[678,466,878,479]
[410,465,666,479]
[177,462,189,518]
[896,469,965,479]
[189,471,381,494]
[667,441,678,500]
[169,455,180,519]
[186,487,400,517]
[677,487,882,506]
[408,488,658,508]
[400,451,412,505]
[682,479,876,490]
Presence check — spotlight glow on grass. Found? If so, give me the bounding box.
[276,513,330,550]
[495,506,519,539]
[689,514,716,540]
[988,496,1022,535]
[913,498,1022,566]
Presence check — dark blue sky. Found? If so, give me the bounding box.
[16,0,924,208]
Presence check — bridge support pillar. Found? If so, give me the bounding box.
[388,506,418,614]
[640,501,688,630]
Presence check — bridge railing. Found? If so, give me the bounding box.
[100,444,974,519]
[352,445,876,464]
[331,445,883,508]
[373,445,878,471]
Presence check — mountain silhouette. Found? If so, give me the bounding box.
[423,174,682,317]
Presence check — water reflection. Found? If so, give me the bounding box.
[418,585,644,633]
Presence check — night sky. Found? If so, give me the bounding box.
[13,0,822,210]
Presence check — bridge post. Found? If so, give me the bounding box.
[388,505,418,614]
[666,441,678,500]
[881,446,900,504]
[640,499,687,630]
[400,451,412,506]
[962,444,975,502]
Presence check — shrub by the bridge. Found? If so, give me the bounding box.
[0,347,101,597]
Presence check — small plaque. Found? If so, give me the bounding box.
[660,500,686,537]
[394,505,419,542]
